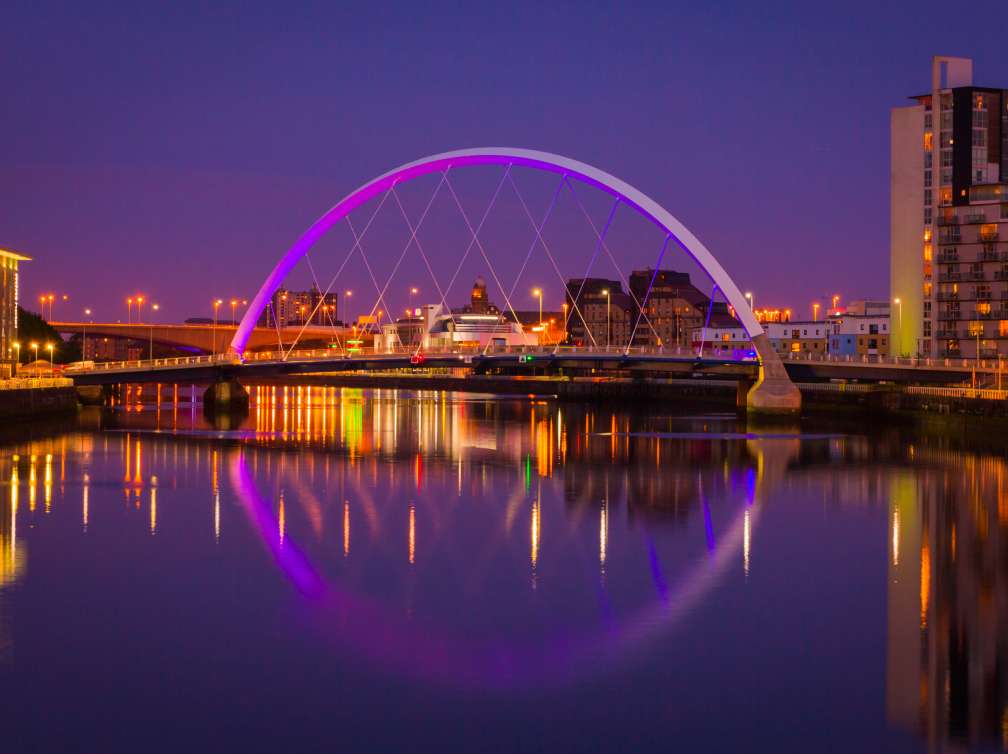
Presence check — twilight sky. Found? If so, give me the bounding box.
[3,0,1008,324]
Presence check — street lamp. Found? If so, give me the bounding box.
[83,309,92,361]
[602,289,611,349]
[562,302,569,341]
[230,299,238,326]
[47,294,55,320]
[12,341,20,365]
[344,290,353,327]
[136,295,145,324]
[149,305,159,360]
[893,298,902,356]
[212,299,223,354]
[30,341,39,364]
[126,297,133,324]
[745,291,754,311]
[832,293,840,313]
[45,342,54,372]
[812,302,820,322]
[532,288,542,325]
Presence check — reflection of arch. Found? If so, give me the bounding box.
[230,148,799,412]
[227,444,778,689]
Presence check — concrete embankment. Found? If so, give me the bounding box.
[0,384,78,420]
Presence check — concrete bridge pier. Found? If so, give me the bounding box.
[203,379,249,413]
[76,384,107,406]
[736,375,755,411]
[746,334,802,416]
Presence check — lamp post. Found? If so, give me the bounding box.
[136,295,145,324]
[82,309,92,361]
[893,297,902,357]
[45,342,54,372]
[230,299,238,326]
[47,294,55,320]
[532,288,542,325]
[212,299,222,354]
[812,302,820,322]
[344,290,353,328]
[832,294,840,314]
[12,341,20,366]
[126,297,133,324]
[562,302,569,342]
[602,289,611,349]
[30,342,38,365]
[745,291,754,311]
[149,304,159,360]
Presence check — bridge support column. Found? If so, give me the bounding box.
[746,334,801,416]
[203,379,249,412]
[736,375,755,410]
[76,384,107,406]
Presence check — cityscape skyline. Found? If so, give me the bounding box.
[4,2,1008,324]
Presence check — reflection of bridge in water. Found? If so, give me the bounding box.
[1,388,1006,744]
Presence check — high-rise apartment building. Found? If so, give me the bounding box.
[891,56,1008,358]
[1,247,30,376]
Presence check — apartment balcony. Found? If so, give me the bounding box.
[964,213,987,224]
[936,292,959,301]
[936,215,959,226]
[937,251,959,263]
[937,272,960,282]
[971,310,995,320]
[940,232,962,244]
[994,270,1008,280]
[963,271,987,281]
[980,347,1000,358]
[980,232,1000,243]
[980,249,1000,261]
[941,349,962,358]
[936,311,960,320]
[936,330,960,339]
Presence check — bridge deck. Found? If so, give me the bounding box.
[61,346,1005,387]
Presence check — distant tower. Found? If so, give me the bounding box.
[470,277,489,314]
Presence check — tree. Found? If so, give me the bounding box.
[15,307,81,363]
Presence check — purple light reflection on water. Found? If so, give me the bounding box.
[225,448,755,691]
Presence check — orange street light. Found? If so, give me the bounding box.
[532,288,542,326]
[230,299,238,325]
[812,302,820,321]
[126,297,134,324]
[30,342,39,363]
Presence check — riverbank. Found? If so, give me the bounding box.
[0,378,78,420]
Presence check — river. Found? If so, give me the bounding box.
[0,384,1004,753]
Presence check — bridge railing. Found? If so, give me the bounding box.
[60,340,1008,375]
[780,351,1005,371]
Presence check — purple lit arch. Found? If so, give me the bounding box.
[230,147,765,359]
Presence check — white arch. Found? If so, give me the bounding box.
[230,147,765,358]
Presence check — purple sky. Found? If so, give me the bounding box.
[4,1,1008,324]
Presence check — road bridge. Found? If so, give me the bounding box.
[52,321,345,354]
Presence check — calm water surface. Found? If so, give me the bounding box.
[0,385,1005,753]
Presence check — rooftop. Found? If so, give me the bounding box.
[0,247,31,262]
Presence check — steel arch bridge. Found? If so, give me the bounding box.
[228,148,798,413]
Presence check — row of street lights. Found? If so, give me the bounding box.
[10,341,55,367]
[36,293,68,321]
